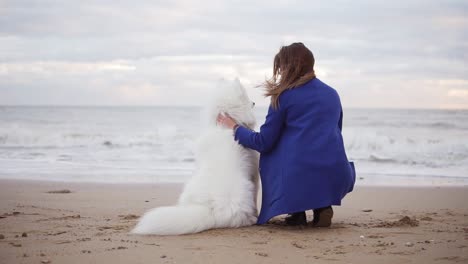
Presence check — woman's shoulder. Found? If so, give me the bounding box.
[278,78,340,107]
[307,78,340,96]
[289,78,341,104]
[282,78,320,97]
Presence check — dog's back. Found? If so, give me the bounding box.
[131,78,258,235]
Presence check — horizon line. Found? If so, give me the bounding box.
[1,104,467,111]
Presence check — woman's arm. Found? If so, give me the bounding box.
[234,105,286,153]
[338,109,343,132]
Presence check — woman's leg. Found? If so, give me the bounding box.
[285,211,307,226]
[312,206,333,227]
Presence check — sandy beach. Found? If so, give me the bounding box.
[0,179,467,264]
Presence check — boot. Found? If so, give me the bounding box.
[312,206,333,227]
[285,211,307,226]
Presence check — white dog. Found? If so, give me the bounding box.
[131,78,259,235]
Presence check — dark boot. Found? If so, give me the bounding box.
[312,206,333,227]
[285,211,307,226]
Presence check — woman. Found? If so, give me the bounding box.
[217,42,355,227]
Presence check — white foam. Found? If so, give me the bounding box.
[1,107,467,185]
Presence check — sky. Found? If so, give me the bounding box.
[0,0,467,109]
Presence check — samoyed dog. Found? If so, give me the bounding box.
[131,78,259,235]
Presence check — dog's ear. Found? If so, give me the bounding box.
[216,78,227,89]
[234,78,242,90]
[233,77,246,95]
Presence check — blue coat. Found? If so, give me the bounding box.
[235,78,355,224]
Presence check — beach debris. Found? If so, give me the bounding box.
[360,235,365,239]
[376,242,392,247]
[1,211,23,218]
[445,210,455,216]
[255,252,269,257]
[119,214,139,220]
[396,216,419,227]
[161,255,167,259]
[362,209,373,212]
[81,250,92,254]
[98,225,127,231]
[10,242,22,247]
[47,189,72,194]
[23,253,28,257]
[376,216,419,227]
[40,253,46,257]
[55,241,72,244]
[21,232,28,237]
[41,260,51,264]
[291,241,305,249]
[57,215,80,220]
[48,231,67,236]
[103,141,113,146]
[420,216,433,221]
[0,234,4,239]
[145,200,149,202]
[117,246,127,250]
[405,242,414,247]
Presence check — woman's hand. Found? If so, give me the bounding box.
[216,113,238,130]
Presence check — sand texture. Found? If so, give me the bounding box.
[0,179,467,264]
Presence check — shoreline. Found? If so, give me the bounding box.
[1,179,467,263]
[1,175,467,188]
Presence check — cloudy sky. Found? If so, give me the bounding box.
[1,0,467,108]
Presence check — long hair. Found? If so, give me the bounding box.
[263,42,316,109]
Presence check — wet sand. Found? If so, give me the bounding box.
[0,179,467,264]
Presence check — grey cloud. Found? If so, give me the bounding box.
[0,0,467,108]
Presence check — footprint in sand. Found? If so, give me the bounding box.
[46,189,72,194]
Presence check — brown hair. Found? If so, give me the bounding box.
[263,42,316,109]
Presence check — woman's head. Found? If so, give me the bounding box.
[264,42,316,108]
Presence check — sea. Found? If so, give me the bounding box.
[1,106,467,186]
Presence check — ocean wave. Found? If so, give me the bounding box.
[1,106,467,185]
[0,128,195,149]
[368,154,397,163]
[345,128,468,170]
[362,121,461,129]
[362,154,453,169]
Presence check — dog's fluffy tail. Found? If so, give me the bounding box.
[131,205,215,235]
